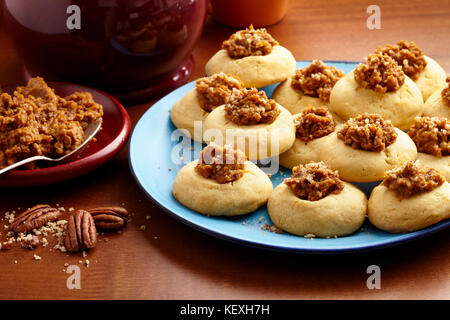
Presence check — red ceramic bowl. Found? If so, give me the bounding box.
[0,82,131,187]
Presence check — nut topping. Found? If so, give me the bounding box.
[408,116,449,157]
[291,60,345,102]
[64,210,98,253]
[0,77,103,170]
[196,73,243,112]
[225,88,280,125]
[354,53,405,93]
[376,40,427,80]
[284,162,344,201]
[9,204,62,234]
[337,113,397,152]
[89,206,129,230]
[294,106,335,142]
[195,143,246,184]
[222,25,279,59]
[382,161,445,199]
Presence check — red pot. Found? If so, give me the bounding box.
[1,0,208,104]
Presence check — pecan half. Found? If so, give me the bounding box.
[9,204,62,233]
[64,210,98,253]
[88,206,129,230]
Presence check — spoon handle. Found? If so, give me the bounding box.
[0,156,51,175]
[0,120,101,176]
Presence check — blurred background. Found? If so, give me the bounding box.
[0,0,449,105]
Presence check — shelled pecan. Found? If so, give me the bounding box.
[88,206,129,230]
[9,204,62,233]
[64,210,97,253]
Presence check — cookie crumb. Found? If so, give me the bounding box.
[261,224,283,234]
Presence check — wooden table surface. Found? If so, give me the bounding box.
[0,0,449,300]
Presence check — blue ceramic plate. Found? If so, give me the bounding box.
[129,61,450,253]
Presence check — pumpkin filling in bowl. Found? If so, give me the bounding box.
[0,77,103,170]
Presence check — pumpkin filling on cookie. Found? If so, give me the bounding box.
[442,76,450,107]
[376,40,427,80]
[284,162,344,201]
[225,88,280,125]
[382,161,445,199]
[222,25,279,59]
[195,73,243,112]
[337,113,397,152]
[195,144,246,184]
[291,60,345,102]
[0,77,103,170]
[354,53,405,93]
[408,117,449,157]
[294,106,335,142]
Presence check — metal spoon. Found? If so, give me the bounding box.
[0,119,102,175]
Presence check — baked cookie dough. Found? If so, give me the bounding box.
[320,114,417,182]
[272,60,345,123]
[203,89,295,160]
[205,26,296,88]
[172,145,273,216]
[368,161,449,233]
[170,88,209,141]
[279,106,336,169]
[422,77,450,118]
[417,152,450,181]
[268,162,367,237]
[376,41,446,101]
[330,54,423,130]
[415,56,447,101]
[171,73,243,141]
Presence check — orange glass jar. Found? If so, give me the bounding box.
[210,0,289,28]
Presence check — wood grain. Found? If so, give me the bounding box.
[0,0,449,300]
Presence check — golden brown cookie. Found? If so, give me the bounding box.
[205,45,296,88]
[272,76,344,124]
[368,181,449,233]
[330,71,423,130]
[171,73,243,141]
[415,56,447,101]
[268,164,367,238]
[203,105,295,160]
[422,86,450,119]
[279,106,337,169]
[170,88,209,141]
[320,127,417,183]
[173,160,273,216]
